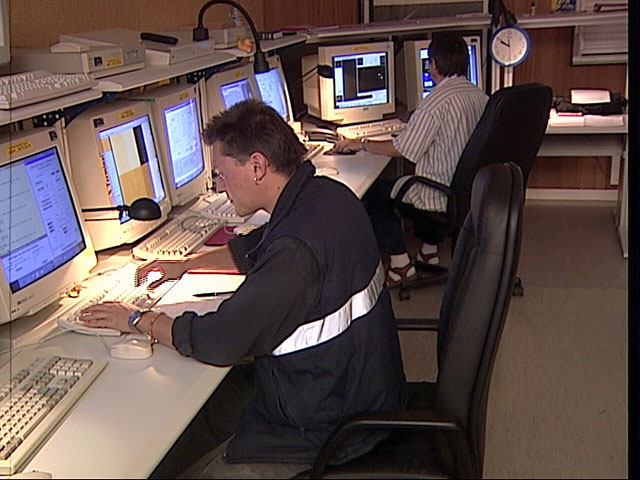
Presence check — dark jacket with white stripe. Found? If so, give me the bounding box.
[172,161,407,465]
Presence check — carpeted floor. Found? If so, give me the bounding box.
[391,201,628,479]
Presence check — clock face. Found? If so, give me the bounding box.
[490,26,531,67]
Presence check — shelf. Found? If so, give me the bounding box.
[96,51,237,92]
[306,14,491,42]
[224,33,309,58]
[517,10,627,29]
[0,89,103,127]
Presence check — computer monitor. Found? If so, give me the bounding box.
[255,55,294,123]
[66,100,171,251]
[0,126,98,323]
[128,83,207,206]
[302,41,396,125]
[205,62,259,116]
[397,35,484,112]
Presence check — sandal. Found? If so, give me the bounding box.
[416,252,440,266]
[415,252,447,275]
[386,262,417,288]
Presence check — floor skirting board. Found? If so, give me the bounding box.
[525,188,618,202]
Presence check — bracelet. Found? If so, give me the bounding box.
[360,137,369,152]
[146,311,162,345]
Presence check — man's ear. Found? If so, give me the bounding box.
[250,151,269,182]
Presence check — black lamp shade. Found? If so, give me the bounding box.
[128,198,162,220]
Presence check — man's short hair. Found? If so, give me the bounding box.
[203,99,307,177]
[430,33,469,78]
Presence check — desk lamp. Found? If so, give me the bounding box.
[82,198,162,221]
[193,0,270,74]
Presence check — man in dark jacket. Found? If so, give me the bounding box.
[81,99,407,478]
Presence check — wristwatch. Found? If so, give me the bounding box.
[361,137,369,152]
[128,309,148,333]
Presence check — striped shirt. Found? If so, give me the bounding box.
[392,75,488,211]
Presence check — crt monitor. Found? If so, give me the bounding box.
[128,83,207,206]
[66,100,172,251]
[205,62,259,116]
[255,55,294,123]
[397,35,483,112]
[302,41,396,125]
[0,125,97,323]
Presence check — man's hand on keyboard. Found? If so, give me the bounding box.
[330,138,362,154]
[79,301,139,334]
[136,259,189,289]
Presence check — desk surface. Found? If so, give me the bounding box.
[0,264,230,479]
[313,151,391,199]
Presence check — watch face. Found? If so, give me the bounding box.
[490,26,531,67]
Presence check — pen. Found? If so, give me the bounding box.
[193,291,235,298]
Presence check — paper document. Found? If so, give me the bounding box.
[571,89,611,104]
[154,271,246,317]
[583,114,625,127]
[548,108,584,127]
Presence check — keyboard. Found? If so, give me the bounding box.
[335,118,407,139]
[303,141,332,161]
[0,70,98,109]
[0,352,107,474]
[132,212,224,260]
[189,192,249,225]
[57,262,173,336]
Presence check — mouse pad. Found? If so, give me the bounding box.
[205,227,236,246]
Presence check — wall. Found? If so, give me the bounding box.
[262,0,358,30]
[9,0,264,48]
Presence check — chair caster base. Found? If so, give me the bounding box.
[399,286,411,301]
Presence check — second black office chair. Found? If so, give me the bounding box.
[295,161,525,479]
[394,83,552,300]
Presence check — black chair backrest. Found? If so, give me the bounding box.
[449,83,552,241]
[435,162,524,475]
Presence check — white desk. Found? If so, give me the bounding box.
[0,259,230,479]
[536,115,628,257]
[313,151,391,199]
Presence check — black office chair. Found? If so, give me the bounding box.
[296,162,525,479]
[394,83,552,300]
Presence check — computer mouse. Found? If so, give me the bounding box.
[109,335,153,360]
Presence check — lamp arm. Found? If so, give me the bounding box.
[196,0,264,54]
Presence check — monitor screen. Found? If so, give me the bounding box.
[206,63,259,116]
[0,126,97,322]
[397,36,484,112]
[97,115,165,223]
[333,51,389,110]
[165,98,204,189]
[255,55,293,123]
[302,41,396,125]
[129,83,207,206]
[66,100,171,251]
[220,78,254,109]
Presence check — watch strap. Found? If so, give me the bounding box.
[128,309,149,333]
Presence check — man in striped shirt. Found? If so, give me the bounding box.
[333,34,488,286]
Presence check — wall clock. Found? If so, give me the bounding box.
[489,25,531,67]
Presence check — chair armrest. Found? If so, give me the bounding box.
[310,409,464,479]
[396,317,439,331]
[393,176,456,232]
